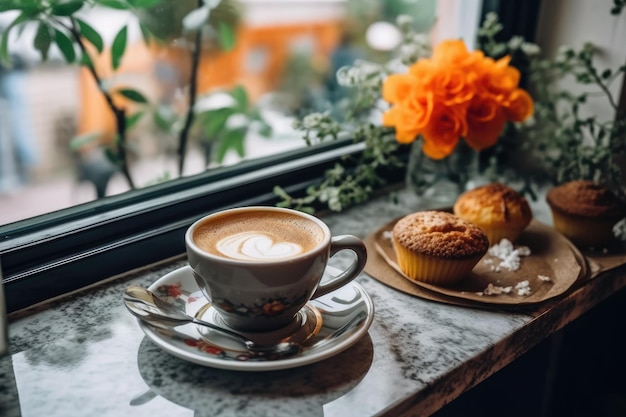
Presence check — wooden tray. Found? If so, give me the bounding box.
[368,218,586,306]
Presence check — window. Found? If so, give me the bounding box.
[1,0,535,313]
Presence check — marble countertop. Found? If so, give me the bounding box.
[2,189,625,417]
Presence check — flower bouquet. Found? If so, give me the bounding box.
[382,39,533,160]
[275,10,623,214]
[380,38,534,205]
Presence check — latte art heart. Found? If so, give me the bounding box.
[216,232,304,260]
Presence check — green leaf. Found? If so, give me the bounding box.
[69,132,101,151]
[96,0,130,10]
[126,111,144,129]
[601,68,612,79]
[0,0,20,11]
[257,123,273,138]
[51,1,84,16]
[152,108,175,131]
[139,22,152,45]
[77,18,104,53]
[217,22,236,51]
[54,29,76,63]
[33,21,52,60]
[117,88,148,103]
[104,147,122,166]
[80,51,94,69]
[216,128,246,162]
[111,25,127,70]
[0,0,42,12]
[0,34,9,67]
[128,0,162,7]
[230,85,248,112]
[0,10,30,66]
[182,5,210,32]
[202,107,234,137]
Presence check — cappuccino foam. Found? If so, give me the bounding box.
[193,211,326,261]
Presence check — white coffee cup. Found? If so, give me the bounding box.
[185,206,367,332]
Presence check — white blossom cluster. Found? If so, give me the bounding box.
[336,60,385,88]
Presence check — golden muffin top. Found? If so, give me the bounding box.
[546,180,625,218]
[392,211,489,259]
[453,183,532,227]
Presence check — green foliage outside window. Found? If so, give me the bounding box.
[0,0,264,190]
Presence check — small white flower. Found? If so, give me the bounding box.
[484,12,499,26]
[301,112,325,128]
[411,33,430,47]
[396,15,414,30]
[336,66,358,86]
[508,36,524,50]
[521,42,541,56]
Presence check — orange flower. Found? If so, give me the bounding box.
[465,95,507,150]
[471,56,520,104]
[420,103,467,159]
[408,59,437,85]
[504,88,534,122]
[431,39,480,68]
[381,38,533,158]
[383,91,434,143]
[429,66,474,106]
[382,74,417,104]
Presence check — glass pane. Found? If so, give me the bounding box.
[0,0,437,225]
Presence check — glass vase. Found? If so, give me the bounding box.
[406,139,486,209]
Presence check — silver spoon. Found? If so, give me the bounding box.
[123,285,301,358]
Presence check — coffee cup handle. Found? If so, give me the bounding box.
[311,235,367,299]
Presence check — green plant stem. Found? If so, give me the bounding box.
[177,1,203,176]
[65,17,135,190]
[584,61,619,111]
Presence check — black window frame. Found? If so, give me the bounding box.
[2,139,407,313]
[0,0,541,314]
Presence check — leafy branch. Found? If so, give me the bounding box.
[63,16,138,189]
[280,9,626,214]
[0,0,154,189]
[528,44,625,194]
[275,124,401,213]
[612,0,626,14]
[478,11,626,197]
[177,0,204,176]
[274,16,429,213]
[0,0,240,191]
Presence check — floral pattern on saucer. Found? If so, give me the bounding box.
[152,282,277,361]
[213,290,308,318]
[149,280,319,362]
[134,265,375,371]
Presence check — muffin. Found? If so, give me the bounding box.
[392,211,489,286]
[546,180,626,248]
[453,183,532,245]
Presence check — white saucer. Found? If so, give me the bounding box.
[136,265,375,371]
